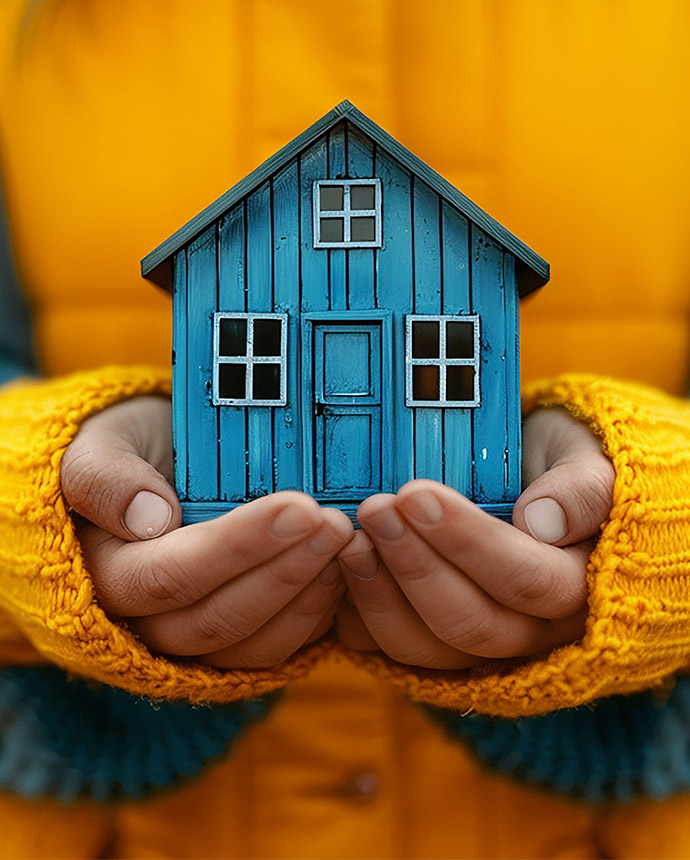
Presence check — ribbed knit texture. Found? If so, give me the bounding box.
[425,677,690,804]
[0,367,329,702]
[0,666,276,803]
[347,374,690,717]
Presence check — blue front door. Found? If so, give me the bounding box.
[303,316,391,502]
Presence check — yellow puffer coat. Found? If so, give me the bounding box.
[1,1,690,858]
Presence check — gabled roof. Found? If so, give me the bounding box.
[142,101,549,297]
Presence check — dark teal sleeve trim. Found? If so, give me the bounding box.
[0,183,37,384]
[422,679,690,804]
[0,666,278,804]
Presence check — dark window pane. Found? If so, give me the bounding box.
[351,216,376,242]
[412,365,439,401]
[320,218,344,242]
[351,184,375,209]
[320,186,344,210]
[447,321,475,358]
[411,320,439,358]
[253,318,282,356]
[219,317,247,356]
[447,366,475,402]
[219,363,246,399]
[253,363,281,400]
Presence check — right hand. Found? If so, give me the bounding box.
[60,396,354,668]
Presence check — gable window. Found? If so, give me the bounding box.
[313,179,382,248]
[405,315,480,407]
[213,312,288,405]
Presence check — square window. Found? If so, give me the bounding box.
[405,314,480,408]
[219,317,247,356]
[351,217,376,242]
[313,179,381,248]
[214,313,287,405]
[320,218,344,242]
[351,184,375,210]
[320,186,344,211]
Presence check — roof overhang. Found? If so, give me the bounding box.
[141,100,549,298]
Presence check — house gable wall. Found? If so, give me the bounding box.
[172,121,520,518]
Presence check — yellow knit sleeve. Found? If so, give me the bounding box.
[342,374,690,718]
[0,366,328,702]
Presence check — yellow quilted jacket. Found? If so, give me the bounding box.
[1,1,690,857]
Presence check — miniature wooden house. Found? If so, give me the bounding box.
[142,101,549,524]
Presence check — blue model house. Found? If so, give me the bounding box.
[142,101,549,524]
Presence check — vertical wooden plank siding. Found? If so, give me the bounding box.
[375,150,414,490]
[347,124,376,310]
[186,225,219,501]
[217,204,247,501]
[412,179,443,482]
[471,226,507,502]
[246,181,274,497]
[272,160,302,491]
[503,253,521,500]
[441,202,473,497]
[300,139,329,312]
[172,250,188,500]
[328,125,347,311]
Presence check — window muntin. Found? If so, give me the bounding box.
[313,179,382,248]
[213,312,287,406]
[405,315,480,407]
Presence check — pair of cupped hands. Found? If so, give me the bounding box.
[60,396,615,671]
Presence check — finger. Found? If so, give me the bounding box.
[338,530,479,669]
[335,594,379,651]
[516,408,615,546]
[393,481,588,619]
[130,508,352,655]
[201,561,345,669]
[357,494,571,658]
[79,491,329,616]
[61,397,181,541]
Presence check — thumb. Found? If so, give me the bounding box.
[60,396,182,541]
[512,408,615,547]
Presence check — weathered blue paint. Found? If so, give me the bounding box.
[217,205,247,501]
[143,108,547,524]
[186,226,218,502]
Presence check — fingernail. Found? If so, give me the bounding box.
[308,524,347,556]
[400,490,444,525]
[524,498,568,544]
[363,508,405,541]
[272,504,314,538]
[340,548,380,580]
[124,491,172,540]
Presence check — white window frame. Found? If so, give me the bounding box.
[213,312,288,406]
[405,314,481,408]
[313,178,382,249]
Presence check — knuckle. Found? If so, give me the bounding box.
[264,556,315,592]
[136,555,201,610]
[439,609,497,653]
[188,603,250,652]
[574,457,615,526]
[505,554,558,607]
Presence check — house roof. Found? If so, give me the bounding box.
[141,101,549,297]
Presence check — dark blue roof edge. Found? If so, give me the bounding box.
[141,100,549,298]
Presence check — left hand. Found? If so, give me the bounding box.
[336,408,615,669]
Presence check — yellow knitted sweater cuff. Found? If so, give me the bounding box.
[345,374,690,718]
[0,367,328,702]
